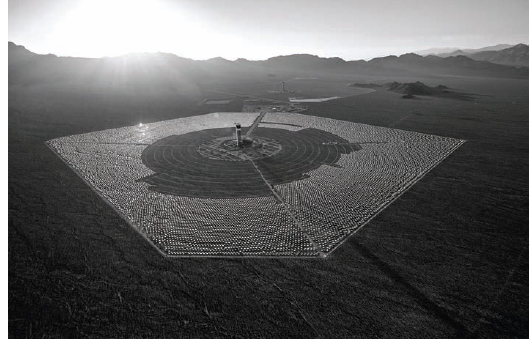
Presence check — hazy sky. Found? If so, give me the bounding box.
[8,0,529,60]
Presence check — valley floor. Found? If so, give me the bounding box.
[8,74,529,338]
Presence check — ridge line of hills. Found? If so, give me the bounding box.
[8,41,529,89]
[417,43,529,67]
[415,44,513,56]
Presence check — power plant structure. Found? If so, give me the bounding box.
[47,112,465,257]
[235,123,242,147]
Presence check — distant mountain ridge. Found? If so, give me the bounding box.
[8,41,529,90]
[416,43,529,67]
[416,44,514,56]
[465,44,529,67]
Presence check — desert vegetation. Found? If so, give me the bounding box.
[9,42,529,338]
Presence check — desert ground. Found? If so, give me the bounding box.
[9,72,529,337]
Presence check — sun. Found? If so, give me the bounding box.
[49,0,207,58]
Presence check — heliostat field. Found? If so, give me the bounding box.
[47,112,464,257]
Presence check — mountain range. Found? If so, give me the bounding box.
[415,44,513,56]
[416,44,529,67]
[8,41,529,92]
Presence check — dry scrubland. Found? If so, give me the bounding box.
[47,112,462,257]
[9,75,529,338]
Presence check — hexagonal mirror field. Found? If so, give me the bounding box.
[47,112,464,257]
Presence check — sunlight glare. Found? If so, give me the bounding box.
[50,0,209,58]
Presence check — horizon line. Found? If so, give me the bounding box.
[8,40,528,63]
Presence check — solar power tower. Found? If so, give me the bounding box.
[235,123,242,147]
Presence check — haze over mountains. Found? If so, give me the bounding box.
[416,43,529,67]
[415,44,513,56]
[8,41,529,95]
